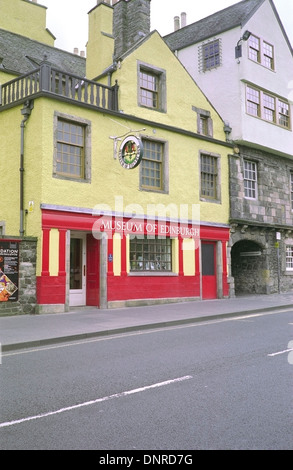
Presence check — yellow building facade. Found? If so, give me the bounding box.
[0,0,232,313]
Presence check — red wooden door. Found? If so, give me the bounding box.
[202,242,217,299]
[86,234,100,306]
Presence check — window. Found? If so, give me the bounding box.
[246,86,291,129]
[201,40,221,71]
[140,139,166,192]
[263,93,275,122]
[248,35,274,70]
[263,41,274,70]
[200,153,219,201]
[57,120,84,178]
[244,160,257,199]
[192,106,213,137]
[54,113,91,181]
[248,35,260,63]
[279,101,290,128]
[130,236,172,272]
[138,62,166,112]
[247,86,260,117]
[139,71,158,109]
[290,172,293,211]
[286,246,293,270]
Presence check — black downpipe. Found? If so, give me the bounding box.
[20,101,33,237]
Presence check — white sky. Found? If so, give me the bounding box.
[42,0,293,54]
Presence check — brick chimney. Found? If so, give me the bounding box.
[113,0,151,59]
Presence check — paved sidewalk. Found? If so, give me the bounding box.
[1,293,293,351]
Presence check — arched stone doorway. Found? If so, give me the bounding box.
[231,239,267,295]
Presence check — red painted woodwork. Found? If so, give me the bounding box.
[39,208,230,306]
[201,241,217,299]
[86,234,100,306]
[37,275,66,304]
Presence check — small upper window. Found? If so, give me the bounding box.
[248,35,275,70]
[139,71,158,109]
[202,40,220,71]
[138,62,166,113]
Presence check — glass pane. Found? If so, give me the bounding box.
[70,239,82,289]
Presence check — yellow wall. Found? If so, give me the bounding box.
[0,0,54,46]
[1,27,231,278]
[86,3,114,80]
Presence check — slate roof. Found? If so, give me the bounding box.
[0,29,86,76]
[164,0,265,51]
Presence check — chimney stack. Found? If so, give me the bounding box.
[113,0,151,59]
[174,16,180,31]
[181,12,187,28]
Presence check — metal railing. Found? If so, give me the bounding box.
[0,62,119,111]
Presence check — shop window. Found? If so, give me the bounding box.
[286,246,293,271]
[244,160,257,199]
[138,61,166,112]
[130,236,172,272]
[140,139,168,193]
[53,113,91,182]
[200,152,221,202]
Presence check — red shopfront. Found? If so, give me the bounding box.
[37,208,230,311]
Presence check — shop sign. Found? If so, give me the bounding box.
[0,241,19,302]
[119,136,143,169]
[94,218,200,239]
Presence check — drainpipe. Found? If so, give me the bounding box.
[20,100,33,237]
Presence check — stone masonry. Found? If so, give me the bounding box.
[229,146,293,295]
[0,237,37,316]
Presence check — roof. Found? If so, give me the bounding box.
[164,0,265,51]
[0,29,86,76]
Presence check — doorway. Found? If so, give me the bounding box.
[69,233,86,306]
[201,241,217,299]
[69,233,100,307]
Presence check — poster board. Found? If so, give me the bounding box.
[0,240,19,302]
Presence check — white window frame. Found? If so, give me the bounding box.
[244,160,258,200]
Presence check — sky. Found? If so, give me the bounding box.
[42,0,293,54]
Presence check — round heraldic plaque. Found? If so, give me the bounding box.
[119,136,144,169]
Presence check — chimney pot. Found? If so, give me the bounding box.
[74,47,79,55]
[181,12,187,28]
[174,16,180,31]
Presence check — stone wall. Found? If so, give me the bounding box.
[229,147,293,226]
[229,146,293,295]
[0,237,37,316]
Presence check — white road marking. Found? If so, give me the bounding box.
[267,348,293,357]
[0,375,192,429]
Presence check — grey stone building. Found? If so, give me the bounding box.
[165,0,293,296]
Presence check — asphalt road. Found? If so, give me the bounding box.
[0,308,292,450]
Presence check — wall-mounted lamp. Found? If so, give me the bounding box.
[235,30,251,60]
[224,121,232,141]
